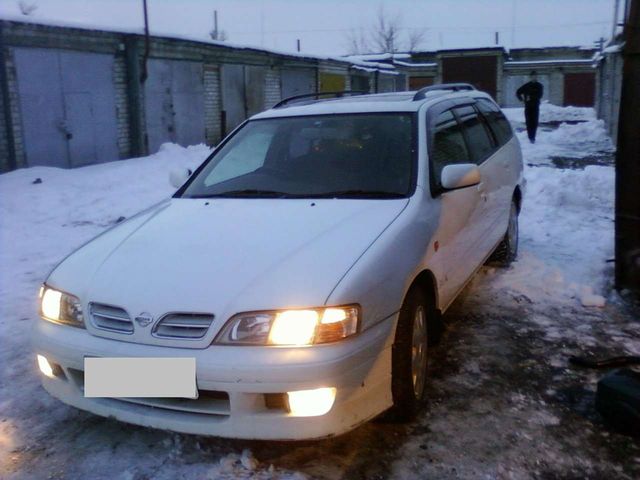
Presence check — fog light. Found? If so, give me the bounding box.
[37,354,55,378]
[287,387,336,416]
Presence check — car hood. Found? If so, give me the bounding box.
[48,197,408,343]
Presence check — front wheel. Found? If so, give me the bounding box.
[389,287,429,422]
[489,199,519,266]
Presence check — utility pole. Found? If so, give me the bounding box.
[296,39,301,52]
[495,31,500,46]
[140,0,150,84]
[615,0,640,293]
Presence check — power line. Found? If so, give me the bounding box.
[225,20,611,36]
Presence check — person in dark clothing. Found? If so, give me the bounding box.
[516,71,544,143]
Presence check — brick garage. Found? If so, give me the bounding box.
[0,20,360,172]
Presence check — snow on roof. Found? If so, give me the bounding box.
[2,15,397,70]
[345,53,412,62]
[505,58,595,66]
[392,60,437,68]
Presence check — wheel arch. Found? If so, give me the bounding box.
[406,269,443,345]
[513,186,523,214]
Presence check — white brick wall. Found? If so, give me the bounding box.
[4,48,25,169]
[264,66,281,109]
[203,64,221,145]
[112,56,130,159]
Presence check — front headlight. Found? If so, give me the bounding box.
[39,285,85,328]
[214,305,359,346]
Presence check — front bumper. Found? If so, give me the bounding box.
[32,315,397,440]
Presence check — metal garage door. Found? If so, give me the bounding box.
[409,76,434,90]
[563,72,596,107]
[145,59,205,153]
[377,74,396,93]
[281,69,316,99]
[319,72,345,92]
[350,74,370,92]
[221,64,267,135]
[13,47,119,168]
[442,55,498,99]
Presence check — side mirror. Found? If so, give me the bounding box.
[169,168,192,189]
[441,163,480,190]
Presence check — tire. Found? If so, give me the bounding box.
[389,287,429,422]
[489,199,519,266]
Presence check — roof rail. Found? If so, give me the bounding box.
[273,90,368,109]
[413,83,476,101]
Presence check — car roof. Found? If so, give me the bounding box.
[253,89,495,119]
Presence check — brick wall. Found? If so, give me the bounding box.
[112,55,130,159]
[264,66,281,109]
[0,66,7,172]
[4,48,25,169]
[203,63,221,146]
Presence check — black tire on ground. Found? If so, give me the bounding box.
[489,199,519,266]
[388,287,429,422]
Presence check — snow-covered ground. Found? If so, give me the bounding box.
[0,108,638,479]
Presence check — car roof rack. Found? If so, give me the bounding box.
[412,83,476,101]
[273,90,369,109]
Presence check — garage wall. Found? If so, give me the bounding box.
[264,66,281,109]
[203,64,222,146]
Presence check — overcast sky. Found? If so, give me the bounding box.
[0,0,619,55]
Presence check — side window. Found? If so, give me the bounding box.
[453,105,494,164]
[430,109,470,191]
[476,98,514,146]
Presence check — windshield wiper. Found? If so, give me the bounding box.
[311,190,406,199]
[190,189,292,198]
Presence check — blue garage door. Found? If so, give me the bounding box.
[13,47,119,168]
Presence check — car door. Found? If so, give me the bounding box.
[475,98,520,245]
[452,103,505,259]
[425,106,486,308]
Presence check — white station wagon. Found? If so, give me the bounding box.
[34,84,524,440]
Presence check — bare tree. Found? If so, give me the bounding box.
[406,29,426,52]
[345,27,370,55]
[344,5,426,54]
[17,0,38,16]
[370,6,403,53]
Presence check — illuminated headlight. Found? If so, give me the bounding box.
[214,306,359,346]
[39,285,84,328]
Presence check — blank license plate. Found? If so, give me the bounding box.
[84,357,196,398]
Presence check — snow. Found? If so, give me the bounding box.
[504,59,594,65]
[1,106,639,479]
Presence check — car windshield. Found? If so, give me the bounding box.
[180,113,415,199]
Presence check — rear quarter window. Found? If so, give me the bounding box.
[476,98,514,146]
[453,105,494,164]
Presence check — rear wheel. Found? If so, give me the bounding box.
[489,199,519,266]
[389,287,429,421]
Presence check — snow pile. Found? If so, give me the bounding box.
[483,113,614,307]
[503,102,596,124]
[516,116,614,165]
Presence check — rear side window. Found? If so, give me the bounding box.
[453,105,495,164]
[476,98,513,146]
[430,110,470,191]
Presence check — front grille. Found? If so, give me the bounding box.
[152,313,215,339]
[118,390,230,415]
[90,303,133,333]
